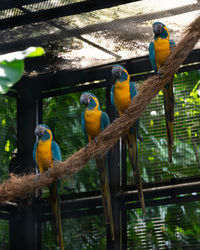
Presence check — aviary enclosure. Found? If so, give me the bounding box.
[0,1,199,249]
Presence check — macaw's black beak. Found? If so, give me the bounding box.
[153,23,164,35]
[80,94,90,105]
[35,126,46,138]
[112,66,122,80]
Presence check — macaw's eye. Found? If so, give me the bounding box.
[80,93,91,105]
[35,126,46,137]
[153,23,164,34]
[112,66,122,79]
[158,24,163,31]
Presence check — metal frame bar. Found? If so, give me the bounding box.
[0,0,47,11]
[0,0,139,12]
[0,0,140,29]
[2,177,196,220]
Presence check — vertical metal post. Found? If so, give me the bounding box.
[17,87,37,173]
[9,84,42,250]
[9,212,20,250]
[36,214,42,250]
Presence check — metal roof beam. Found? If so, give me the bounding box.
[0,0,47,11]
[0,2,198,31]
[0,0,140,29]
[0,0,138,11]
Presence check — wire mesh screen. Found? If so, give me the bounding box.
[127,200,200,249]
[42,213,106,250]
[0,95,17,183]
[42,88,107,194]
[125,70,200,185]
[0,219,9,250]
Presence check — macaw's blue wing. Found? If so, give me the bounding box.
[110,85,117,113]
[170,39,175,47]
[129,82,142,137]
[52,141,62,162]
[129,81,138,100]
[33,142,38,171]
[81,110,88,143]
[149,42,157,73]
[51,140,62,191]
[100,111,110,130]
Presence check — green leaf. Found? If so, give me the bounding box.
[0,47,45,63]
[24,47,45,58]
[0,47,45,94]
[0,60,24,94]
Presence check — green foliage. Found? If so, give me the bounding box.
[0,96,16,182]
[0,47,45,94]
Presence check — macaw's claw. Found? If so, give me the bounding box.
[84,144,88,152]
[94,137,98,144]
[157,70,162,79]
[34,173,41,183]
[45,169,51,178]
[54,160,60,167]
[124,109,129,114]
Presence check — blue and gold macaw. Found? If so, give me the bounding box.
[111,65,145,214]
[33,124,64,250]
[80,92,115,240]
[149,21,175,163]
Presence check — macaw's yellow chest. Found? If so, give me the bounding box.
[114,81,131,115]
[85,109,102,141]
[154,37,170,69]
[36,140,53,172]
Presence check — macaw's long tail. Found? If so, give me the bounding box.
[95,156,115,240]
[163,81,174,163]
[49,182,64,250]
[127,126,146,215]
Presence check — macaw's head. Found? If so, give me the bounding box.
[80,92,100,110]
[111,65,130,83]
[35,124,53,141]
[153,22,169,38]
